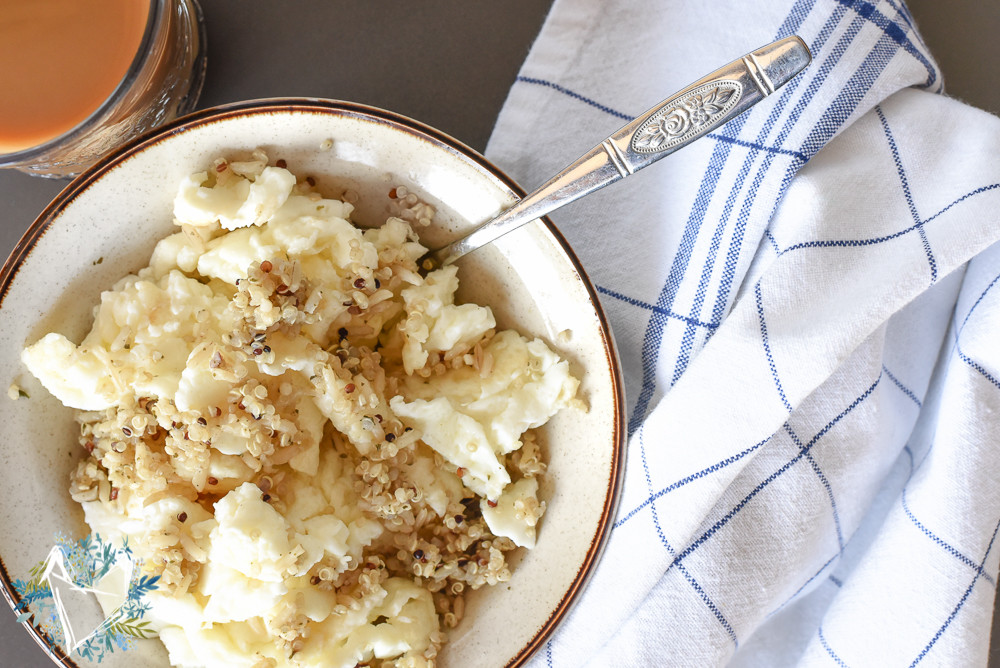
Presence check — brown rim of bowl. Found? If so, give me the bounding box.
[0,98,627,668]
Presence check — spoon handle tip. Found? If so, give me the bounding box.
[422,35,812,271]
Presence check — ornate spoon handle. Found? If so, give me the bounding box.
[422,35,811,270]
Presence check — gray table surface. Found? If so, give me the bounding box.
[1,1,997,666]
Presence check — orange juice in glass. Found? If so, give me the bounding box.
[0,0,206,177]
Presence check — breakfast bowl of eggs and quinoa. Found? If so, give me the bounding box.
[0,99,625,668]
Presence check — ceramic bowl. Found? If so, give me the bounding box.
[0,99,625,668]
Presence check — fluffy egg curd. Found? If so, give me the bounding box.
[21,152,580,668]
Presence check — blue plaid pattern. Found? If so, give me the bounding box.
[486,0,1000,665]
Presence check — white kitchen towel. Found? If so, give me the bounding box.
[486,0,1000,665]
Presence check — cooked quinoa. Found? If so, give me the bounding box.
[23,152,580,668]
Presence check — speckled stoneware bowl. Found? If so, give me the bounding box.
[0,99,625,668]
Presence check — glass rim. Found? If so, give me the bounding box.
[0,0,164,166]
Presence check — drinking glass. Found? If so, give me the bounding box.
[0,0,207,178]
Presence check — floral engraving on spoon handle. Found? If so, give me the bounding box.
[631,81,743,153]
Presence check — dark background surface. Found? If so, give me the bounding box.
[1,1,998,666]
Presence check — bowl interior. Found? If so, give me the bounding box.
[0,100,624,668]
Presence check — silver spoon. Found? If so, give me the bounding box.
[420,35,811,272]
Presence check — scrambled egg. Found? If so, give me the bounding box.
[22,152,579,668]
